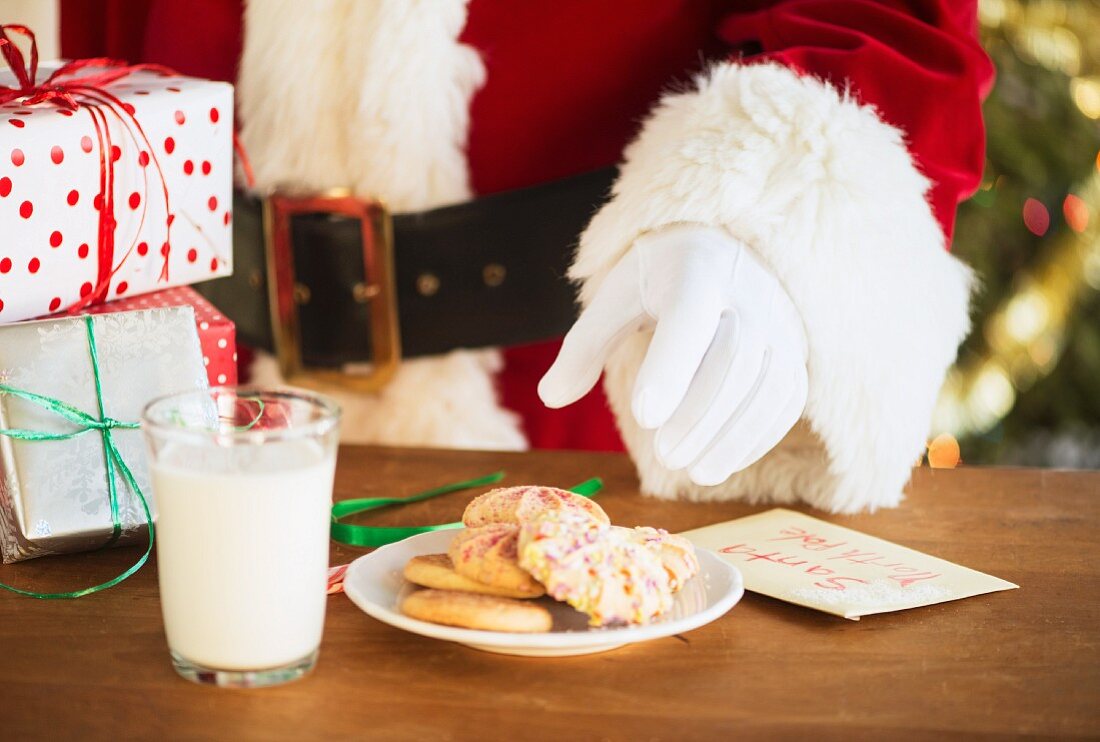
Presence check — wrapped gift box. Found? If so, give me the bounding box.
[0,307,207,562]
[0,64,233,324]
[84,285,237,387]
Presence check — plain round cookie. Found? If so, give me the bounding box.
[400,589,553,633]
[403,553,545,599]
[448,524,545,595]
[462,485,610,528]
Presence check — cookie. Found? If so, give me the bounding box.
[400,589,553,633]
[620,526,700,592]
[447,524,545,596]
[462,485,609,528]
[518,510,673,627]
[403,553,545,599]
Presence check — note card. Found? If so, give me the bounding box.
[682,509,1017,620]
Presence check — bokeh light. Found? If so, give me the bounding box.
[1071,77,1100,119]
[1062,194,1089,232]
[1022,198,1050,236]
[973,363,1017,423]
[927,433,962,469]
[1003,289,1050,344]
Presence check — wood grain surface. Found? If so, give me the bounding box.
[1,446,1097,740]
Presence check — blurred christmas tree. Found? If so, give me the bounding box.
[934,0,1100,467]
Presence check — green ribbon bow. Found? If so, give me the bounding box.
[331,473,604,548]
[0,315,154,599]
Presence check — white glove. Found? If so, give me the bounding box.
[539,224,809,486]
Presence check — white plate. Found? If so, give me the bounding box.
[342,529,744,656]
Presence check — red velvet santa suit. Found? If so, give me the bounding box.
[60,0,992,512]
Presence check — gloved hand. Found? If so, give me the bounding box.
[539,224,809,485]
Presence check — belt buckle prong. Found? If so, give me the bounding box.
[262,189,401,393]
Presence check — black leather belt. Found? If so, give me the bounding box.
[195,167,616,390]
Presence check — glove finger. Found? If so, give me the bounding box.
[631,288,724,429]
[538,253,646,409]
[686,355,799,486]
[655,312,767,471]
[724,360,807,473]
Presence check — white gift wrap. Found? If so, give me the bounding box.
[0,67,233,324]
[0,307,207,562]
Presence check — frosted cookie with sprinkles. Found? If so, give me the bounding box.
[518,510,673,626]
[403,553,546,599]
[401,589,553,633]
[620,526,700,592]
[462,485,609,528]
[447,523,545,596]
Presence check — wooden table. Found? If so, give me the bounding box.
[1,446,1097,739]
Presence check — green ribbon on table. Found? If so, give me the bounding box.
[0,315,154,599]
[330,473,604,548]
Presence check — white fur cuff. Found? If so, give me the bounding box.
[573,61,973,513]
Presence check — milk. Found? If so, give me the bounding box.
[152,439,335,671]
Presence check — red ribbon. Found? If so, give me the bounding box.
[0,24,250,314]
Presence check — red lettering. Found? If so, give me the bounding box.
[888,572,942,587]
[827,551,906,567]
[744,551,792,564]
[828,549,871,561]
[839,552,887,565]
[812,577,869,591]
[768,526,809,541]
[802,541,847,552]
[718,544,809,567]
[767,527,847,551]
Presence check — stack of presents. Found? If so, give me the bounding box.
[0,33,242,570]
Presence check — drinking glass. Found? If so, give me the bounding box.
[142,387,340,688]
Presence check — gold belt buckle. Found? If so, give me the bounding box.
[262,190,401,393]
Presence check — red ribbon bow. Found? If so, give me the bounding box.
[1,25,147,108]
[2,24,182,314]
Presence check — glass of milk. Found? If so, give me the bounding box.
[142,387,340,688]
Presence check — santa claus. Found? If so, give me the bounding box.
[59,0,992,513]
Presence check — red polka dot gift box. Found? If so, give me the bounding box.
[0,58,233,324]
[83,285,236,387]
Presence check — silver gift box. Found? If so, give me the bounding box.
[0,307,207,562]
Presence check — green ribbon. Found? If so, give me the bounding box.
[0,315,154,599]
[330,473,604,548]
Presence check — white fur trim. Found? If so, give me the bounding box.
[239,0,357,195]
[238,0,524,450]
[239,0,483,207]
[343,1,485,211]
[574,61,973,513]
